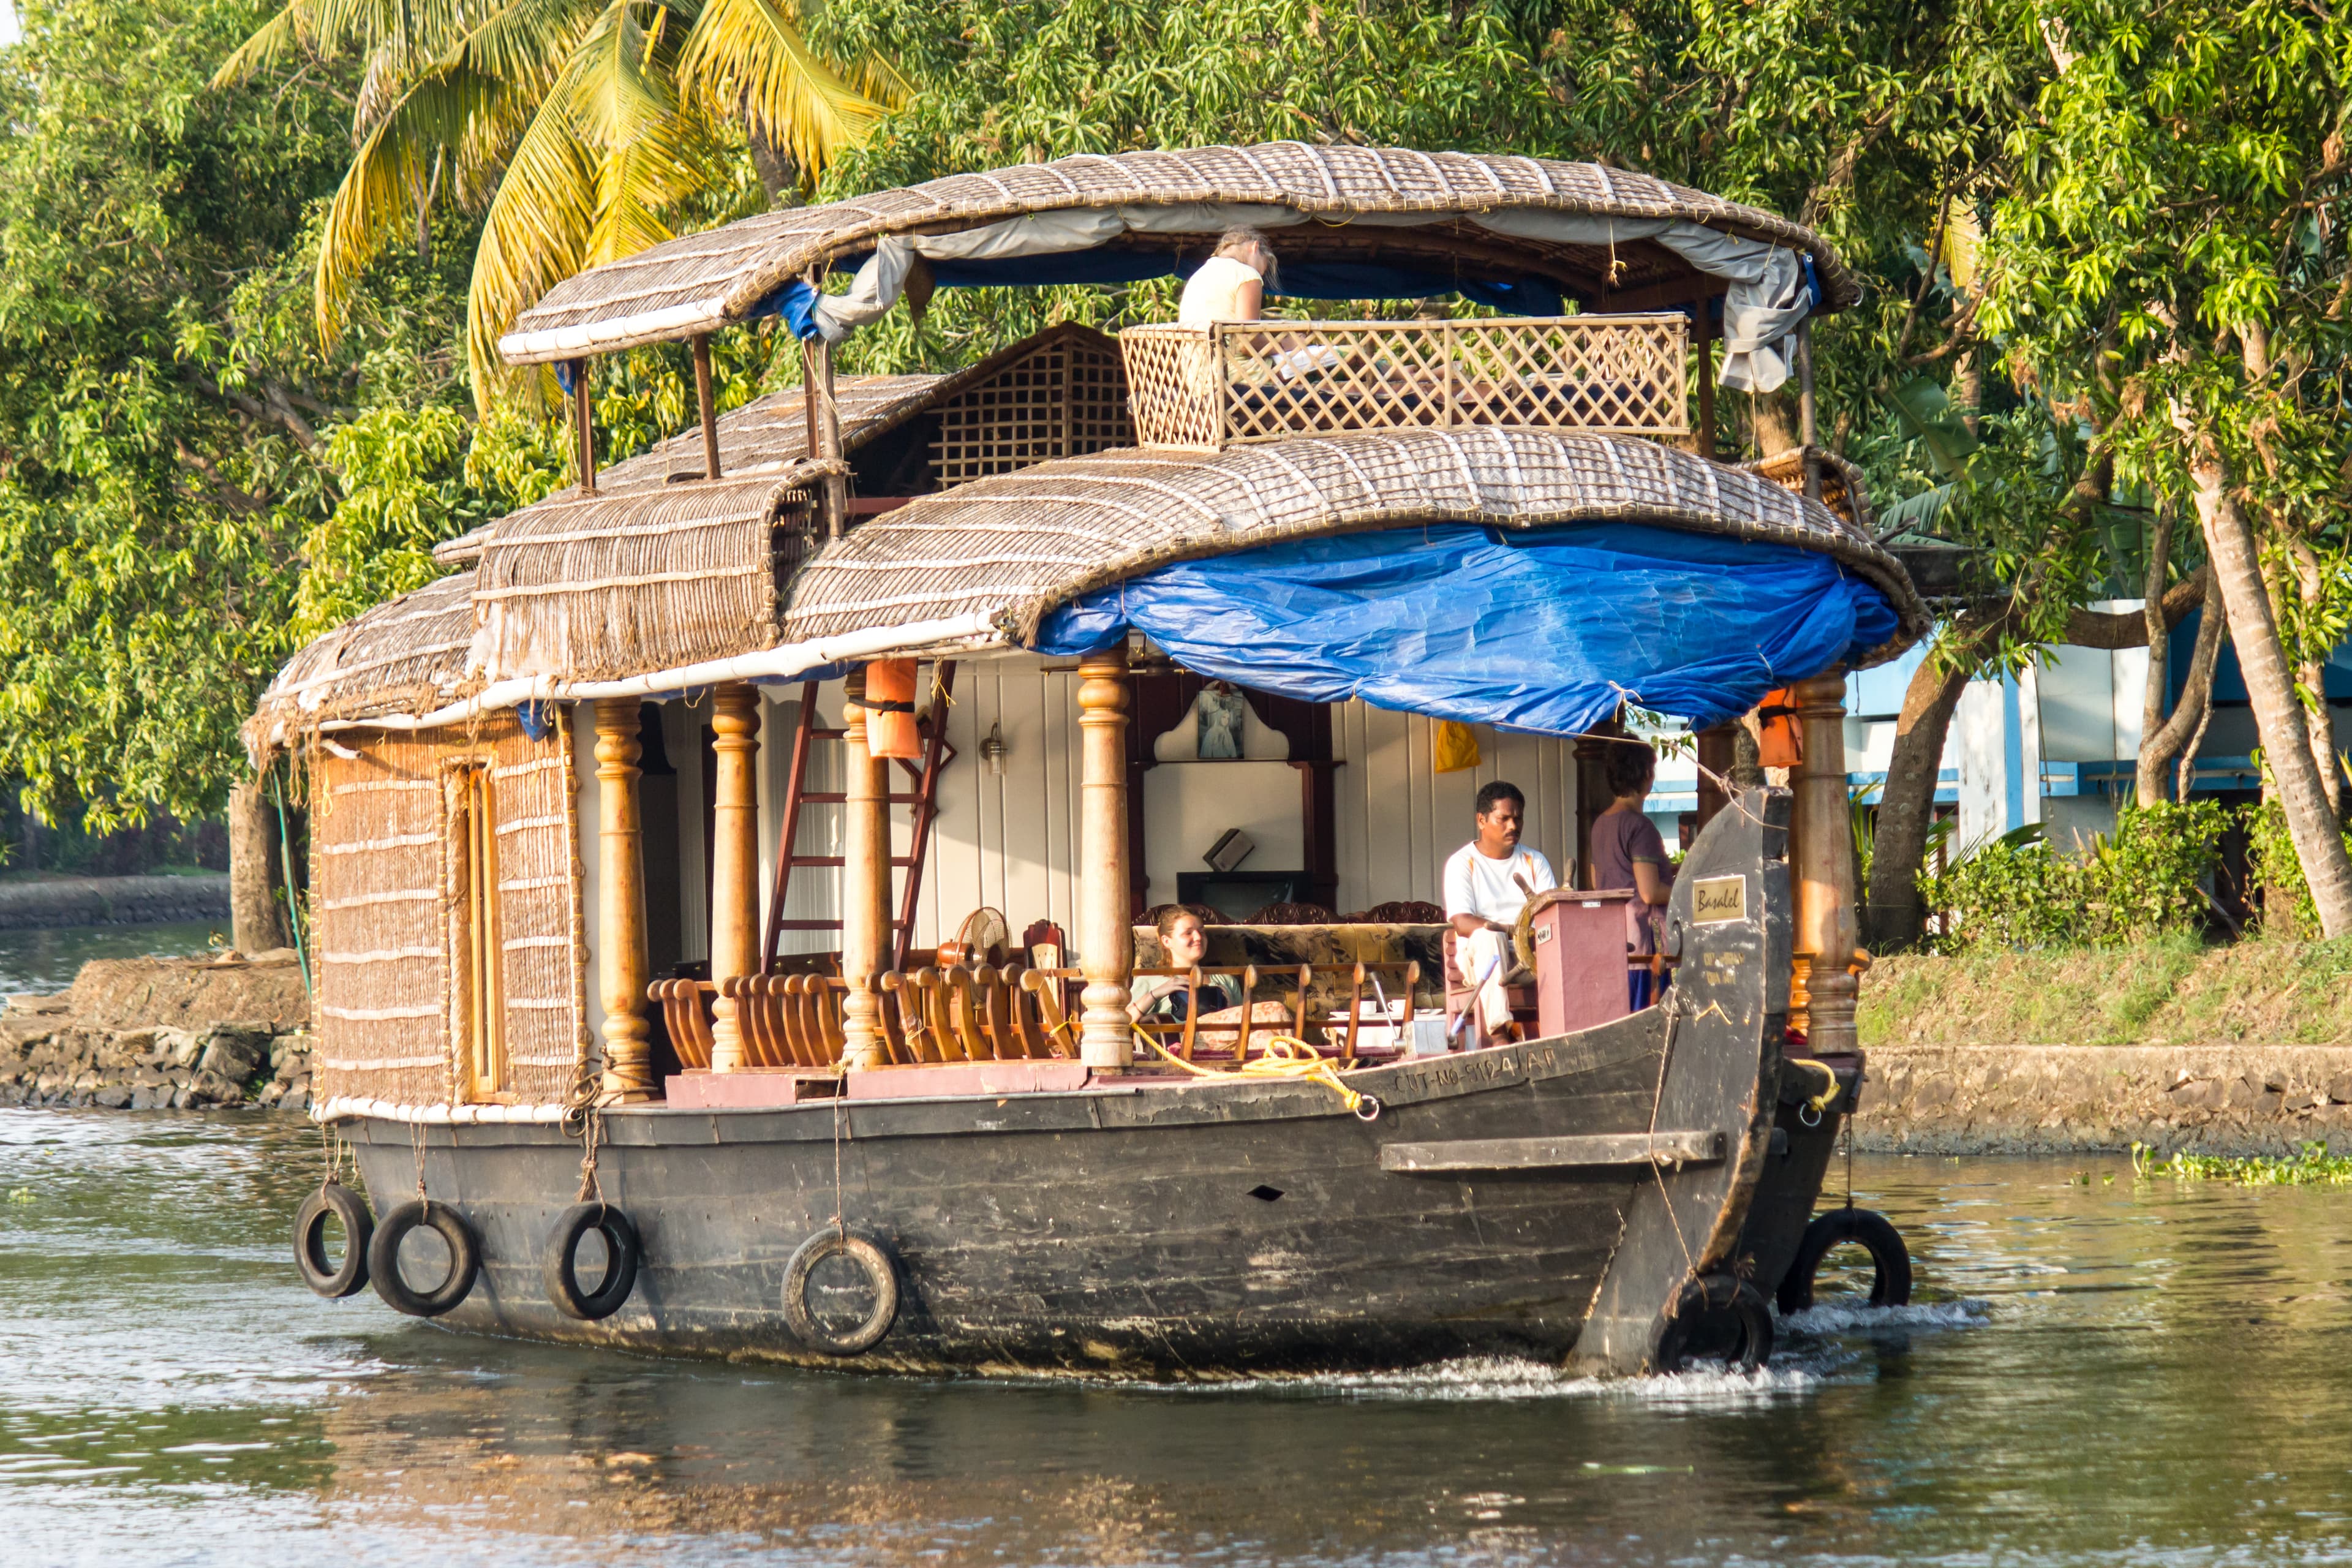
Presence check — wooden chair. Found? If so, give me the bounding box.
[1128,965,1261,1061]
[1337,900,1445,924]
[1440,927,1538,1049]
[883,965,1039,1063]
[650,978,716,1069]
[1139,902,1227,928]
[1246,900,1335,925]
[1327,960,1422,1064]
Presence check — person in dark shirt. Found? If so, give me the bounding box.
[1589,740,1674,1009]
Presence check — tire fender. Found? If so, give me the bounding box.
[781,1231,899,1355]
[368,1199,482,1317]
[1776,1207,1913,1315]
[542,1202,642,1321]
[293,1183,374,1299]
[1651,1273,1774,1373]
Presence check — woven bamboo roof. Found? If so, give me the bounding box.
[433,372,946,567]
[247,568,478,744]
[780,429,1928,663]
[503,143,1858,364]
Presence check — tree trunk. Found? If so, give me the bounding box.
[2285,534,2345,818]
[2138,565,2226,805]
[746,120,797,207]
[1749,393,1796,459]
[1861,644,1974,950]
[2187,438,2352,935]
[227,779,289,954]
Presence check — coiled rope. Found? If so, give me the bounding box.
[1132,1029,1382,1121]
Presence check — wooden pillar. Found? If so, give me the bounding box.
[1692,301,1716,461]
[706,683,761,1071]
[693,334,720,480]
[592,698,654,1101]
[571,364,598,496]
[803,333,848,538]
[1695,722,1738,832]
[1572,712,1627,891]
[839,671,892,1069]
[1077,647,1134,1069]
[1790,671,1858,1052]
[1795,319,1822,502]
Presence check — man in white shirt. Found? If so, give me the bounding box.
[1444,780,1559,1047]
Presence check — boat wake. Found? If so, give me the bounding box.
[1777,1297,1991,1336]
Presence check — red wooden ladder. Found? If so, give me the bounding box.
[760,662,959,972]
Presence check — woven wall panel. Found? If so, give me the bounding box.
[309,715,586,1110]
[312,734,451,1107]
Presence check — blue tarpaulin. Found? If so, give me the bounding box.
[1032,523,1900,737]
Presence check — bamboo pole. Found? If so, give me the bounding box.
[693,334,720,480]
[707,683,761,1072]
[1790,671,1859,1052]
[1076,646,1134,1069]
[1694,301,1716,461]
[839,669,892,1069]
[592,698,654,1100]
[815,338,847,538]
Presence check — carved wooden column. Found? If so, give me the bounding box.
[839,671,892,1069]
[1790,671,1859,1051]
[1077,647,1134,1069]
[706,683,761,1071]
[592,698,654,1101]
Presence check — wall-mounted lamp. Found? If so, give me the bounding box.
[980,721,1008,777]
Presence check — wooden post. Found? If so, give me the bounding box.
[1795,319,1821,502]
[1695,722,1738,832]
[818,336,846,533]
[1077,646,1134,1069]
[1572,712,1627,890]
[693,334,720,480]
[839,669,892,1069]
[571,364,598,496]
[706,683,761,1072]
[592,698,654,1101]
[1790,671,1858,1052]
[1694,301,1717,461]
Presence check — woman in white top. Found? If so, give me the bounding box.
[1178,227,1276,326]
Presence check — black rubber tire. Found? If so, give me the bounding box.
[542,1202,641,1321]
[781,1231,899,1355]
[367,1199,481,1317]
[293,1183,374,1298]
[1652,1273,1775,1373]
[1776,1207,1913,1314]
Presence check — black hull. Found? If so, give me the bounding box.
[342,790,1816,1379]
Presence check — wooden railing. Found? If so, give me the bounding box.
[1120,315,1689,450]
[651,957,1423,1072]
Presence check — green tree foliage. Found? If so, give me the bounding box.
[1921,801,2228,951]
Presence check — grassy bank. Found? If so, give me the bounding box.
[1858,937,2352,1047]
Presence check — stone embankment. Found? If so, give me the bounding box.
[2,951,315,1112]
[1854,1043,2352,1156]
[0,873,231,930]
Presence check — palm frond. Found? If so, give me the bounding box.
[213,0,319,87]
[464,1,715,404]
[676,0,891,178]
[315,67,502,344]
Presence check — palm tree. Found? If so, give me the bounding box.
[217,0,903,404]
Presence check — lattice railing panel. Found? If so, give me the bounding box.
[930,337,1136,486]
[1121,315,1688,449]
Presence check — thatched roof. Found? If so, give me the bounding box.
[503,143,1859,364]
[779,429,1928,665]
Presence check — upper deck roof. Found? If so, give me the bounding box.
[502,143,1858,366]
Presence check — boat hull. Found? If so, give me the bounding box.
[341,788,1803,1379]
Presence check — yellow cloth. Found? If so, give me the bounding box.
[1434,720,1481,773]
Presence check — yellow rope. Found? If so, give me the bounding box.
[1132,1028,1381,1120]
[1784,1057,1843,1118]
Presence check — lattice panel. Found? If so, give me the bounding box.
[1121,315,1689,449]
[930,337,1135,486]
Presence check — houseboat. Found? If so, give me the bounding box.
[254,143,1929,1377]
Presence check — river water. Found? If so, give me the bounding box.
[0,921,215,996]
[4,1110,2349,1567]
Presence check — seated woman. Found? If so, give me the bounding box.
[1590,740,1676,1009]
[1178,227,1276,326]
[1129,907,1242,1025]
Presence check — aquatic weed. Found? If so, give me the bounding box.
[2131,1140,2352,1185]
